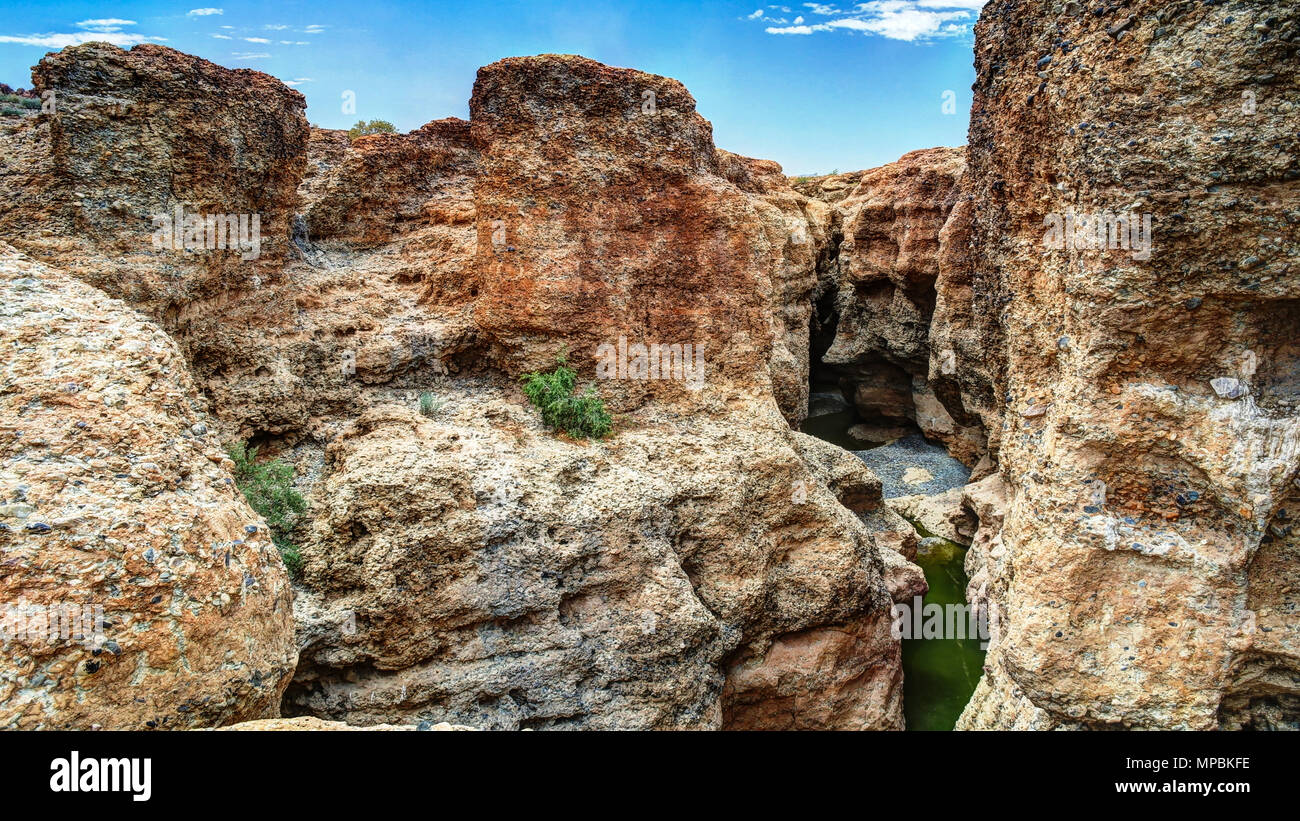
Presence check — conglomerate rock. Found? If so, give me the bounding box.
[6,43,309,316]
[0,244,297,729]
[794,148,989,465]
[957,0,1300,730]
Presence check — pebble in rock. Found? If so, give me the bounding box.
[1210,377,1247,400]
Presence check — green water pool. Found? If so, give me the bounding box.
[901,529,987,731]
[800,401,985,730]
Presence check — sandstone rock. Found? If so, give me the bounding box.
[10,44,309,317]
[286,393,916,730]
[799,147,990,464]
[0,245,296,729]
[467,55,832,423]
[887,486,977,546]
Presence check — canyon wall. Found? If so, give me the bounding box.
[795,148,992,465]
[0,45,921,730]
[958,0,1300,730]
[3,0,1296,732]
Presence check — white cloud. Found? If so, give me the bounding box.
[244,37,270,43]
[187,8,223,15]
[757,0,982,40]
[264,24,291,30]
[0,19,167,49]
[231,51,270,60]
[303,24,325,33]
[212,33,233,39]
[0,32,164,47]
[748,9,764,18]
[76,18,136,28]
[282,77,313,86]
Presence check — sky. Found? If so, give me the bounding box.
[0,0,984,174]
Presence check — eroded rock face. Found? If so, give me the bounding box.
[958,0,1300,730]
[468,56,832,422]
[278,55,915,731]
[0,245,296,729]
[795,148,990,465]
[0,46,919,730]
[284,391,916,730]
[9,43,309,315]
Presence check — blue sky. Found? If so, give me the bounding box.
[0,1,982,173]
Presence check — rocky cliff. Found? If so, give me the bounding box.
[2,0,1295,733]
[0,44,921,730]
[956,0,1300,730]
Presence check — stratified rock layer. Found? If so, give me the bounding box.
[958,0,1300,730]
[0,244,297,729]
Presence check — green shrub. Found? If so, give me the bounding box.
[227,442,308,579]
[521,352,612,440]
[418,391,443,417]
[0,108,21,117]
[0,95,38,110]
[348,119,396,140]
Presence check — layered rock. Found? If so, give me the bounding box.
[958,0,1300,730]
[0,244,297,729]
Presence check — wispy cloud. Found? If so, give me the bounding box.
[756,0,984,41]
[264,24,291,30]
[75,18,136,32]
[0,18,167,49]
[212,33,232,39]
[187,8,224,16]
[230,51,270,61]
[282,77,313,86]
[244,37,270,43]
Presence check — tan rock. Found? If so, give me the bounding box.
[958,0,1300,730]
[0,245,297,729]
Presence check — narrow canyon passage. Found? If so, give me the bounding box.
[801,357,985,731]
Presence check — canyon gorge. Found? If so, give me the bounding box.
[0,0,1296,731]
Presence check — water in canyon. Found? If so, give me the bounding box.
[801,387,985,731]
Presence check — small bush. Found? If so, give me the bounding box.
[348,119,396,140]
[521,352,612,439]
[418,391,443,417]
[227,442,308,578]
[0,94,38,110]
[0,108,21,117]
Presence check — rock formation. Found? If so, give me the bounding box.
[957,0,1300,730]
[795,148,990,466]
[3,0,1295,733]
[0,45,920,730]
[0,244,296,729]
